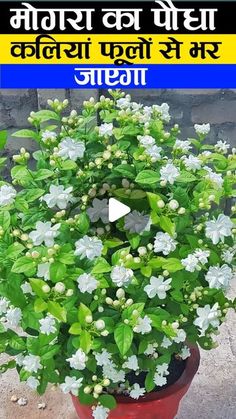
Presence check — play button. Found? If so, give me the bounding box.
[108,198,131,222]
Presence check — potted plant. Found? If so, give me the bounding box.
[0,90,235,419]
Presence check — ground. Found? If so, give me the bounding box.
[0,279,235,419]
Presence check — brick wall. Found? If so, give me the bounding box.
[1,89,236,154]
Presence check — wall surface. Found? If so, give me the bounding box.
[0,89,236,155]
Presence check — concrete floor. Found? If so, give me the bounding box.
[0,279,236,419]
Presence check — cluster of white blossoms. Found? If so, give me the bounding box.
[42,185,74,209]
[174,139,192,153]
[205,265,233,289]
[67,349,88,370]
[205,214,234,245]
[194,303,221,335]
[124,210,151,234]
[138,135,162,162]
[29,221,61,247]
[77,273,98,294]
[57,137,85,161]
[75,235,103,260]
[204,166,224,188]
[39,315,57,335]
[154,232,177,255]
[154,363,169,387]
[60,376,83,396]
[181,249,210,272]
[194,123,211,136]
[87,198,109,224]
[111,266,134,288]
[98,123,114,137]
[133,315,152,335]
[0,302,22,329]
[144,275,172,299]
[160,162,180,185]
[0,184,17,206]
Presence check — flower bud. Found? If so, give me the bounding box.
[95,320,105,331]
[94,384,103,394]
[66,289,74,297]
[85,315,93,324]
[138,247,147,256]
[157,200,165,209]
[116,288,125,299]
[54,282,65,294]
[42,285,50,293]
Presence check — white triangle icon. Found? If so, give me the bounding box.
[109,198,131,222]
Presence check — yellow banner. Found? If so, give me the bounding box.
[1,34,234,64]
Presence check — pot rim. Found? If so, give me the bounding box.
[114,344,200,404]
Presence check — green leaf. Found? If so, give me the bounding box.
[69,322,82,335]
[92,257,111,274]
[76,212,90,235]
[161,258,183,273]
[12,129,38,140]
[173,187,189,207]
[177,172,197,183]
[60,160,77,171]
[145,371,155,392]
[78,388,95,405]
[24,188,45,202]
[135,170,160,185]
[114,324,133,356]
[99,394,117,410]
[34,110,60,123]
[160,215,175,236]
[48,301,67,322]
[9,335,26,351]
[34,169,54,181]
[0,211,10,229]
[147,192,164,212]
[12,257,36,274]
[78,303,92,327]
[122,303,145,321]
[50,262,66,283]
[114,164,136,180]
[34,298,48,313]
[80,330,92,353]
[0,130,7,149]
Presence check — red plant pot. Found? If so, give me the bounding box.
[71,345,200,419]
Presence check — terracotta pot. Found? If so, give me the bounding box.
[71,345,200,419]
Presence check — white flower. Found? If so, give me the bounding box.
[116,97,131,109]
[0,297,9,315]
[29,221,60,247]
[124,211,150,234]
[179,346,191,360]
[133,316,152,335]
[111,266,133,287]
[39,315,57,335]
[67,349,87,370]
[173,329,186,343]
[23,355,42,373]
[174,140,192,153]
[138,135,156,148]
[103,363,125,383]
[144,275,172,299]
[183,155,202,171]
[77,273,98,294]
[144,343,158,356]
[5,307,22,327]
[87,198,109,224]
[42,185,73,209]
[145,145,162,162]
[161,336,172,349]
[222,249,235,263]
[205,214,233,244]
[37,262,50,281]
[205,167,223,188]
[15,354,25,366]
[154,374,167,387]
[75,236,103,260]
[98,123,113,137]
[58,138,85,161]
[194,303,220,335]
[92,405,110,419]
[21,282,34,295]
[156,363,169,376]
[123,355,139,371]
[0,185,16,206]
[154,232,177,256]
[60,376,83,396]
[130,383,145,400]
[153,103,171,122]
[160,163,180,185]
[205,265,233,289]
[194,123,210,136]
[181,254,199,272]
[215,140,230,154]
[194,249,210,265]
[41,130,57,143]
[26,376,40,390]
[95,349,112,367]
